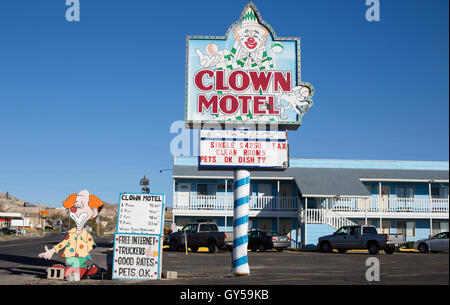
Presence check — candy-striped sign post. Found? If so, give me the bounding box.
[232,169,250,276]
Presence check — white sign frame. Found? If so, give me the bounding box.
[112,233,162,280]
[199,129,289,169]
[113,192,165,281]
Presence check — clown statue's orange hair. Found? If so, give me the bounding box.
[62,192,104,213]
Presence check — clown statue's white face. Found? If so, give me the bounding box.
[69,190,98,232]
[238,28,266,54]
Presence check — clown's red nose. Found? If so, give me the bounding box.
[70,206,77,213]
[248,37,255,43]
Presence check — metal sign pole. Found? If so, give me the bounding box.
[232,169,250,276]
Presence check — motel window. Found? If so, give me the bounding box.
[396,221,406,236]
[398,221,415,237]
[432,221,449,235]
[406,221,416,237]
[395,187,414,199]
[431,186,449,199]
[197,184,217,196]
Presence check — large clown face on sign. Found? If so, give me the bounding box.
[233,13,270,54]
[186,3,314,130]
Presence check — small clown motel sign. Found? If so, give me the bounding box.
[112,193,165,280]
[185,3,314,276]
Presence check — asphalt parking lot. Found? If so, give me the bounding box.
[153,249,449,285]
[46,248,449,285]
[1,234,447,285]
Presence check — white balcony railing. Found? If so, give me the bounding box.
[174,195,298,211]
[174,194,449,214]
[329,197,449,213]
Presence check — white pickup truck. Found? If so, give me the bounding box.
[318,225,405,254]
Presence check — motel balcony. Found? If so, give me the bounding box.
[321,196,449,219]
[173,195,299,217]
[173,194,449,219]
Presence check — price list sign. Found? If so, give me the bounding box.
[116,193,164,235]
[113,193,165,281]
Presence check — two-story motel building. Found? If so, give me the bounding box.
[172,156,449,248]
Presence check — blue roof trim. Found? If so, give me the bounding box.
[175,156,449,171]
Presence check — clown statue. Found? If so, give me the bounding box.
[39,190,103,281]
[195,6,313,123]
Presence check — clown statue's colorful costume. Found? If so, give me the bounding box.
[39,190,103,281]
[53,228,96,272]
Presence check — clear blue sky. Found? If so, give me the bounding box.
[0,0,448,207]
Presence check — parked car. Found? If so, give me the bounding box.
[414,232,449,253]
[318,225,405,255]
[169,222,226,253]
[0,227,16,235]
[248,230,290,252]
[224,232,234,251]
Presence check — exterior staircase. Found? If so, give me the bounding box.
[303,208,356,230]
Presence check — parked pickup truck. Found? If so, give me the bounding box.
[318,225,405,254]
[168,222,226,253]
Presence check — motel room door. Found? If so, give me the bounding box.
[279,219,292,238]
[379,185,390,212]
[279,183,293,210]
[177,183,191,209]
[258,184,273,209]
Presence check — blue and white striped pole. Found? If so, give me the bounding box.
[233,169,250,276]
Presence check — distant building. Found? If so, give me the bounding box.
[172,156,449,248]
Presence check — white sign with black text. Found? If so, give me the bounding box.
[112,233,161,280]
[116,193,164,235]
[199,129,289,168]
[113,192,165,281]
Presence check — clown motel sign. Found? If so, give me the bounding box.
[113,193,165,280]
[112,233,161,280]
[116,193,164,235]
[185,3,314,130]
[199,129,288,169]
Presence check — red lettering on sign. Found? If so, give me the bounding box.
[198,95,218,114]
[229,70,250,92]
[215,70,230,91]
[274,71,291,92]
[267,96,280,115]
[219,95,239,115]
[194,69,214,91]
[253,96,266,114]
[239,96,252,114]
[249,71,272,92]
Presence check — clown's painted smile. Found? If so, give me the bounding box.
[70,211,88,227]
[245,37,257,49]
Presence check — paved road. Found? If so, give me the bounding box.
[0,235,448,285]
